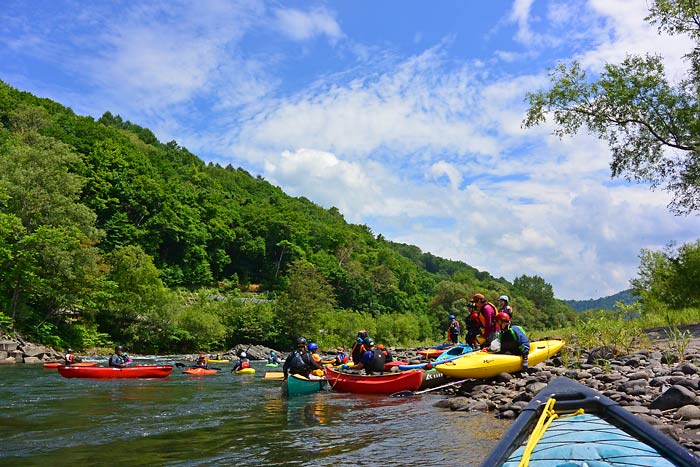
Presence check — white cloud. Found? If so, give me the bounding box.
[273,7,343,42]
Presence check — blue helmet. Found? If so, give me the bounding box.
[363,337,374,347]
[449,314,455,320]
[308,342,318,351]
[270,351,276,356]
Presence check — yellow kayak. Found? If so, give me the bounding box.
[234,368,256,375]
[206,358,229,364]
[435,339,565,379]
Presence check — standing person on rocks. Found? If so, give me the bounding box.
[493,312,530,371]
[282,337,321,380]
[108,345,129,368]
[464,302,482,349]
[447,314,461,344]
[473,293,498,348]
[498,295,513,318]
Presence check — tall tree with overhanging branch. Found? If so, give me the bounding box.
[523,0,700,215]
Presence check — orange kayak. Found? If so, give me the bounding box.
[44,362,98,369]
[182,367,218,375]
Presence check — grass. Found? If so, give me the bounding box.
[529,304,700,368]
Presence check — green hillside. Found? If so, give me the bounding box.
[564,289,637,312]
[0,81,576,351]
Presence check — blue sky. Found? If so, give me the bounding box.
[2,0,700,300]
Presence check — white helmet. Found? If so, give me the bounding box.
[240,352,247,358]
[499,295,509,302]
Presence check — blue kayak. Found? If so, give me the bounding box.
[481,377,700,467]
[433,343,475,362]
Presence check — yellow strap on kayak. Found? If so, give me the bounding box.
[518,398,584,467]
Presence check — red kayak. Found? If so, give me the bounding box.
[44,362,98,369]
[57,365,173,379]
[182,367,218,375]
[324,367,423,394]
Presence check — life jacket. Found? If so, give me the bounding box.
[351,342,367,364]
[466,312,481,331]
[367,349,386,374]
[335,352,348,365]
[64,353,75,364]
[448,319,460,334]
[241,360,250,369]
[287,350,312,374]
[500,305,513,318]
[478,302,498,333]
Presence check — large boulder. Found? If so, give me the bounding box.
[650,385,697,411]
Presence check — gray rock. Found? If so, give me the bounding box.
[623,405,650,415]
[676,405,700,420]
[650,385,697,411]
[498,410,517,419]
[677,362,699,375]
[526,382,548,394]
[22,356,42,364]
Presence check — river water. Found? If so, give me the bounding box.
[1,357,510,466]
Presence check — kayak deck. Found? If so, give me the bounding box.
[57,365,173,379]
[480,377,700,467]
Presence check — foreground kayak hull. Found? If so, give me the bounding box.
[57,365,173,379]
[324,367,423,394]
[44,362,98,369]
[480,376,700,467]
[182,368,218,375]
[436,340,564,379]
[283,374,327,396]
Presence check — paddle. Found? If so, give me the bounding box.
[390,378,470,398]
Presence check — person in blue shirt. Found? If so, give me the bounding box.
[494,312,530,371]
[447,314,460,344]
[267,351,281,365]
[232,352,251,372]
[344,338,385,375]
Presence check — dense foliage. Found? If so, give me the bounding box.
[0,80,575,352]
[524,0,700,215]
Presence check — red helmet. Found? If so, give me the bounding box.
[495,312,511,322]
[198,353,206,359]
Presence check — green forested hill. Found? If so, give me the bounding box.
[0,81,576,351]
[564,289,637,312]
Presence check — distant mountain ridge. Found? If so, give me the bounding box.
[565,289,637,312]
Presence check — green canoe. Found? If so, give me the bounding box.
[282,374,327,396]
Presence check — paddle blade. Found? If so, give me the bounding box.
[264,372,285,381]
[175,362,186,368]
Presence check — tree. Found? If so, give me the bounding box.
[524,0,700,214]
[275,259,336,344]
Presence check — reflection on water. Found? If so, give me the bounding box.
[0,360,510,466]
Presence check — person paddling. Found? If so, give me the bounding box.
[232,352,251,372]
[193,353,209,369]
[343,338,385,375]
[282,337,320,380]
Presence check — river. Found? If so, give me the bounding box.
[1,357,510,466]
